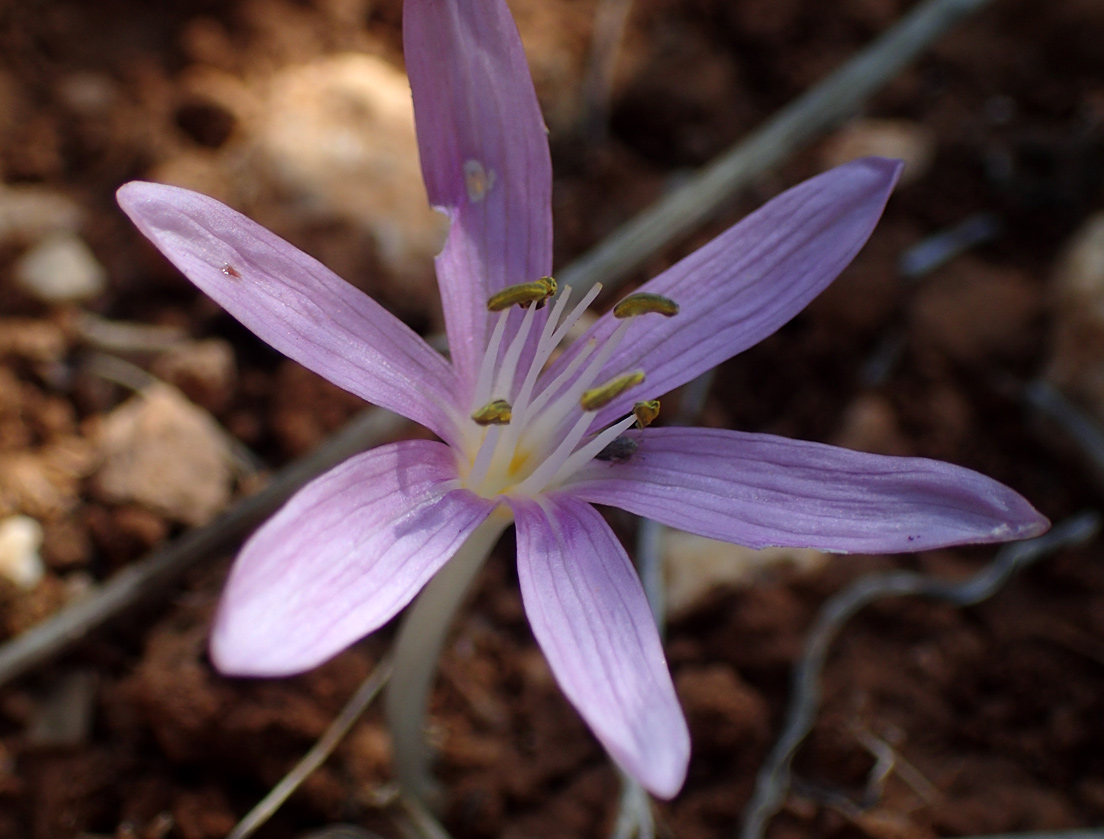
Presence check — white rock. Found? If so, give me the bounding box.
[664,530,827,618]
[1047,213,1104,420]
[254,53,446,280]
[92,384,233,526]
[821,119,936,186]
[15,231,107,303]
[0,186,83,247]
[0,515,45,590]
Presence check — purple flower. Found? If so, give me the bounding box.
[116,0,1047,799]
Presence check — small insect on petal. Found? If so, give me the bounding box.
[471,398,513,425]
[613,292,679,319]
[221,264,242,279]
[464,159,497,203]
[487,277,557,311]
[595,436,638,463]
[633,400,660,429]
[581,370,645,411]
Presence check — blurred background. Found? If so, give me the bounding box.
[0,0,1103,836]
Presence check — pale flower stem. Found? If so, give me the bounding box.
[385,511,512,808]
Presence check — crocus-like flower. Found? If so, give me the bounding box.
[117,0,1048,799]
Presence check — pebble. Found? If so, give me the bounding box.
[663,530,826,618]
[820,118,936,186]
[14,231,107,303]
[254,53,446,281]
[92,383,233,526]
[1048,213,1104,420]
[0,514,45,589]
[0,185,82,247]
[151,339,237,413]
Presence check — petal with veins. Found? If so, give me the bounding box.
[211,440,496,676]
[510,493,689,798]
[565,427,1049,553]
[546,157,903,428]
[117,182,460,443]
[405,0,553,395]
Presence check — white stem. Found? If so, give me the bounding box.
[385,510,512,809]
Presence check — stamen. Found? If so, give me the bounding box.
[613,292,679,318]
[541,414,638,490]
[580,370,645,411]
[487,277,557,311]
[471,399,513,425]
[633,400,660,428]
[471,308,511,410]
[493,296,539,399]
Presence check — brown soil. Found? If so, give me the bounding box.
[1,0,1104,837]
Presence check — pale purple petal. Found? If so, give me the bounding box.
[510,493,689,798]
[564,427,1049,553]
[117,182,460,443]
[547,158,903,427]
[405,0,553,396]
[210,440,495,676]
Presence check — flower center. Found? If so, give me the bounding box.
[455,283,677,500]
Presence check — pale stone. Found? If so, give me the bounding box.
[15,231,107,303]
[151,339,237,412]
[821,119,936,186]
[663,530,827,618]
[92,384,232,526]
[1047,213,1104,421]
[0,515,45,590]
[0,186,82,247]
[254,53,446,280]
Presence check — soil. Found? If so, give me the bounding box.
[1,0,1104,837]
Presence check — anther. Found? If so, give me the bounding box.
[632,400,660,428]
[471,399,513,425]
[487,277,557,311]
[613,292,679,319]
[580,371,645,411]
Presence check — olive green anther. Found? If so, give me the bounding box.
[632,400,660,429]
[612,292,679,319]
[471,399,513,425]
[487,276,557,311]
[580,371,645,412]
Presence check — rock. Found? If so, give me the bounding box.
[821,118,936,186]
[0,515,45,589]
[663,530,826,618]
[1048,213,1104,420]
[254,53,446,282]
[832,393,912,457]
[151,339,237,413]
[0,437,98,519]
[0,185,82,247]
[14,231,107,303]
[92,384,233,526]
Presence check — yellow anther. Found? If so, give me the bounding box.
[471,399,513,425]
[632,400,660,429]
[613,292,680,319]
[487,276,557,311]
[580,371,645,412]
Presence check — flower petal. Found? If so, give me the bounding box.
[117,182,460,443]
[547,157,903,426]
[510,493,689,798]
[211,440,496,676]
[405,0,553,394]
[565,427,1049,553]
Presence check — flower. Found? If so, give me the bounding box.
[116,0,1048,800]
